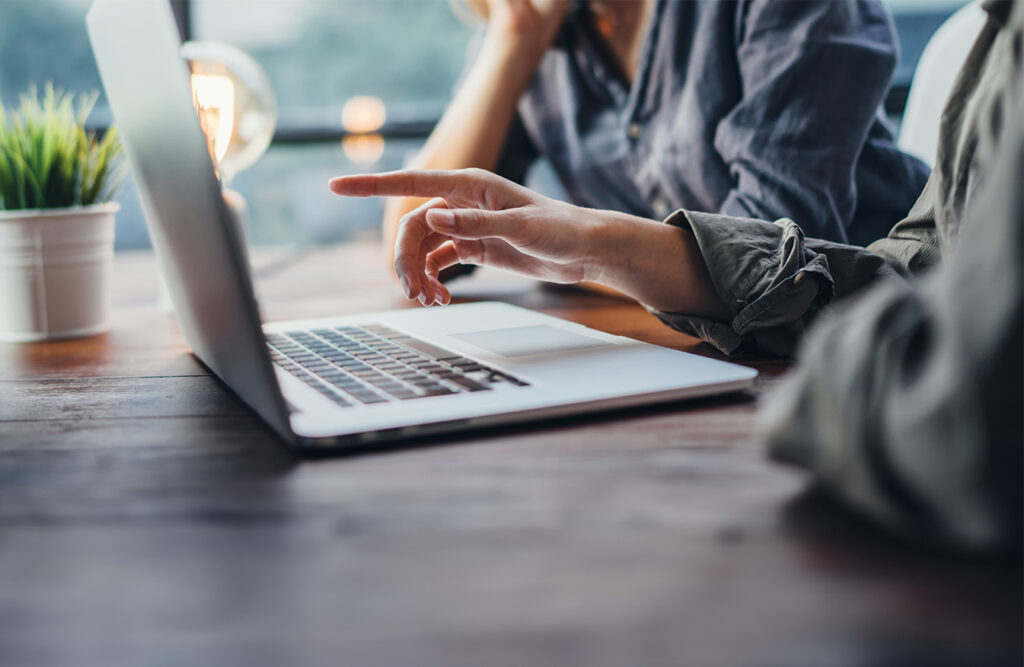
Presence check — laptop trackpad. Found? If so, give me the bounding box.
[452,325,614,358]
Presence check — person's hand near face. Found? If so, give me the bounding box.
[331,168,730,320]
[472,0,571,43]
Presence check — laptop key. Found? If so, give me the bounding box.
[444,375,490,392]
[350,392,389,405]
[487,371,531,386]
[450,362,485,373]
[420,387,456,397]
[327,393,352,407]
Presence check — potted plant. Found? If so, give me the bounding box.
[0,85,124,342]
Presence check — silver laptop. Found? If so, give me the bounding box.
[87,0,757,453]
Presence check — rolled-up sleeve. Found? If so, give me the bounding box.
[715,0,900,243]
[649,209,899,356]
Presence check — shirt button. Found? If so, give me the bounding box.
[652,198,670,218]
[627,122,642,140]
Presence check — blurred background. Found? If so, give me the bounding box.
[0,0,969,251]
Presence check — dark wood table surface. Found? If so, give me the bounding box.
[1,242,1019,667]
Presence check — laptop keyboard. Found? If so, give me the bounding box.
[266,324,529,407]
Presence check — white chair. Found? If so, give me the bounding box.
[898,1,987,167]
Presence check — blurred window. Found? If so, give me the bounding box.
[0,0,971,250]
[192,0,474,247]
[1,0,104,108]
[194,0,471,126]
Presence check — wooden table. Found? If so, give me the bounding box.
[1,243,1019,667]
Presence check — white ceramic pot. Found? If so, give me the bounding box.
[0,203,118,342]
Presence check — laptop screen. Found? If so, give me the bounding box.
[87,0,291,439]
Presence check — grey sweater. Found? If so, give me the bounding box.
[653,0,1023,555]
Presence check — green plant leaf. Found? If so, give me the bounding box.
[0,147,13,209]
[0,84,123,210]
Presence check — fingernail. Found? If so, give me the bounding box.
[400,276,411,298]
[428,208,456,230]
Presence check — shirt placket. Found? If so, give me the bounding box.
[623,0,670,219]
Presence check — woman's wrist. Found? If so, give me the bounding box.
[481,1,567,59]
[582,210,731,319]
[580,210,645,286]
[481,20,553,63]
[469,32,550,106]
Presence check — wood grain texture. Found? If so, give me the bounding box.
[0,243,1019,667]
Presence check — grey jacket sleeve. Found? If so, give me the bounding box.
[649,210,901,356]
[759,106,1024,555]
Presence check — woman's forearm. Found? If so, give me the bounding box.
[415,32,544,172]
[587,212,732,320]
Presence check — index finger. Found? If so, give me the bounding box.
[329,169,470,199]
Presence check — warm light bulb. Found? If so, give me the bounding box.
[341,96,386,134]
[341,96,386,164]
[342,135,386,164]
[191,73,235,165]
[181,41,277,185]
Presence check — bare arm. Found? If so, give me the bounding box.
[381,1,569,272]
[333,168,731,320]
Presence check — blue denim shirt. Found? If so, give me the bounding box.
[494,0,931,246]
